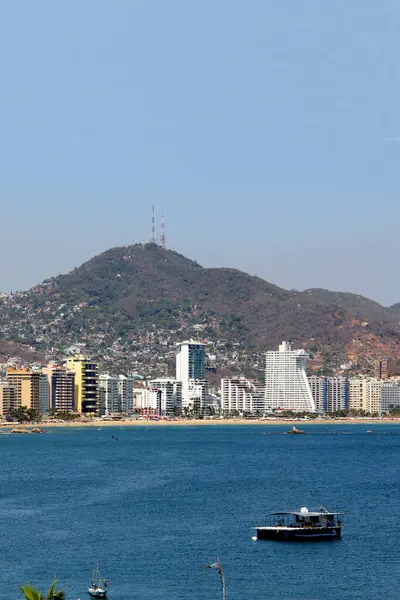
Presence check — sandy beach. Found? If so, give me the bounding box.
[2,417,400,428]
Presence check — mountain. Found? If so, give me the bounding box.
[0,339,42,365]
[0,243,399,376]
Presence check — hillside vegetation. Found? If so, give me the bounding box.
[0,243,399,374]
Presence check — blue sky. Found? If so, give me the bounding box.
[1,0,399,305]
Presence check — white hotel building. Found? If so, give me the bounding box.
[99,374,135,415]
[176,340,208,411]
[381,381,400,413]
[133,387,159,414]
[133,379,182,416]
[264,341,315,412]
[99,374,119,415]
[220,377,265,414]
[149,378,182,415]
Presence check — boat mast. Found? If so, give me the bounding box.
[92,565,100,586]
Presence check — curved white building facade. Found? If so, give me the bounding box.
[264,341,315,412]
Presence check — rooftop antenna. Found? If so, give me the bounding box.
[151,205,155,244]
[201,556,226,600]
[160,213,166,249]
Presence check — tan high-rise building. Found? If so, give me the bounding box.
[348,378,383,414]
[348,378,364,411]
[7,368,42,411]
[0,382,17,416]
[66,355,98,414]
[364,379,382,414]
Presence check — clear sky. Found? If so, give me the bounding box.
[1,1,399,305]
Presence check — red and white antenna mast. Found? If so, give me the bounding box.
[151,205,155,243]
[160,213,166,249]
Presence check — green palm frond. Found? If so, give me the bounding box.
[46,579,65,600]
[19,579,65,600]
[45,580,56,600]
[19,584,43,600]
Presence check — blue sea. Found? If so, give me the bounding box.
[1,424,400,600]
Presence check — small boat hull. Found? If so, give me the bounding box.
[255,526,342,541]
[88,588,107,598]
[288,426,305,434]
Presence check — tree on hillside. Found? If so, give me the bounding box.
[20,578,65,600]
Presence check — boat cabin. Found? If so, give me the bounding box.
[270,507,343,529]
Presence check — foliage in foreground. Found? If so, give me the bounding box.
[20,578,65,600]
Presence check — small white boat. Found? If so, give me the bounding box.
[88,565,108,597]
[288,426,305,434]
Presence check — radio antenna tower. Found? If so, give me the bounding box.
[151,205,155,243]
[160,213,166,249]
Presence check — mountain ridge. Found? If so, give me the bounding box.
[0,243,399,375]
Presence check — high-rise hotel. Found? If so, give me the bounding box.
[264,341,315,412]
[220,377,265,414]
[175,340,208,410]
[7,368,49,413]
[309,376,349,412]
[98,374,135,415]
[176,340,205,381]
[42,364,75,412]
[66,355,98,414]
[0,382,16,416]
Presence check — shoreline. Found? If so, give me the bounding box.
[2,417,400,428]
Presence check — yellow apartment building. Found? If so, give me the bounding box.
[6,368,49,413]
[7,368,40,411]
[66,355,98,414]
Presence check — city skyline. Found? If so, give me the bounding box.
[3,338,400,419]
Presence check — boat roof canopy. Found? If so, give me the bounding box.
[271,511,343,516]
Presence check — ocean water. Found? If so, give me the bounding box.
[1,424,400,600]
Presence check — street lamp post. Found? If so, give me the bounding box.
[201,556,226,600]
